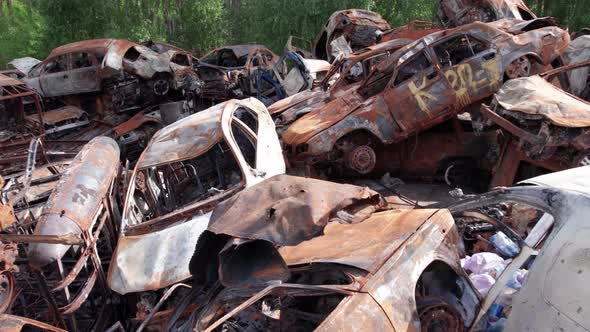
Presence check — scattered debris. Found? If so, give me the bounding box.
[3,4,590,331]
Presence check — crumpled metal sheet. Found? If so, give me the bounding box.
[495,75,590,128]
[207,174,385,246]
[279,208,439,273]
[25,106,84,125]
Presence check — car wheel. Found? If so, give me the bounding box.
[417,296,464,332]
[505,56,531,80]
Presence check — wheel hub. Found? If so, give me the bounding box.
[506,56,531,79]
[419,302,463,332]
[345,145,376,174]
[153,79,170,96]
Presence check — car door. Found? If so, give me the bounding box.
[67,52,101,94]
[222,99,285,186]
[432,33,502,109]
[383,44,456,135]
[39,54,71,97]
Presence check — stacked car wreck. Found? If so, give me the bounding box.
[3,1,590,331]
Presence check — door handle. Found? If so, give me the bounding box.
[62,74,69,79]
[426,71,437,80]
[483,53,496,61]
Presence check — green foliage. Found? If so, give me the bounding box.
[0,0,589,67]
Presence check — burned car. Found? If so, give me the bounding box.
[282,20,569,175]
[161,166,590,331]
[107,98,285,298]
[196,45,328,105]
[312,9,391,62]
[438,0,536,27]
[166,175,481,331]
[19,39,197,113]
[478,61,590,187]
[269,38,413,128]
[196,45,279,103]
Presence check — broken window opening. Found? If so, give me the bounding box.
[43,55,68,74]
[394,51,433,86]
[172,53,190,66]
[231,121,257,169]
[123,47,141,62]
[433,35,487,68]
[128,141,244,225]
[71,52,93,69]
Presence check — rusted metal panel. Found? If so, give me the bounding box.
[279,209,436,272]
[438,0,536,27]
[494,76,590,127]
[314,293,395,332]
[28,136,120,268]
[208,174,384,246]
[0,314,66,332]
[25,105,85,126]
[313,9,392,62]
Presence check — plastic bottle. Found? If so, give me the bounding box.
[489,231,519,258]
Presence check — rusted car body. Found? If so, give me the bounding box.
[2,137,121,331]
[312,9,391,62]
[107,98,285,296]
[269,38,413,129]
[22,39,197,113]
[478,61,590,187]
[196,45,328,105]
[282,20,569,175]
[380,20,442,42]
[0,314,66,332]
[196,45,279,102]
[174,175,481,331]
[438,0,536,27]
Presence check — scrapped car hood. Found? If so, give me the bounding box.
[25,106,83,125]
[108,212,211,294]
[268,89,324,115]
[519,165,590,195]
[282,89,363,145]
[8,57,41,75]
[279,209,450,273]
[495,75,590,128]
[207,174,384,246]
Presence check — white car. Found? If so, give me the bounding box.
[107,98,285,294]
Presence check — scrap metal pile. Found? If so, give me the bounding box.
[1,1,590,331]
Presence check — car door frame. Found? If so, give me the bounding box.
[383,40,457,136]
[432,32,503,110]
[39,54,72,97]
[67,51,102,95]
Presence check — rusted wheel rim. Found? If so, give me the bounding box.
[154,79,170,96]
[346,145,376,174]
[0,272,15,314]
[506,56,531,79]
[419,301,464,332]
